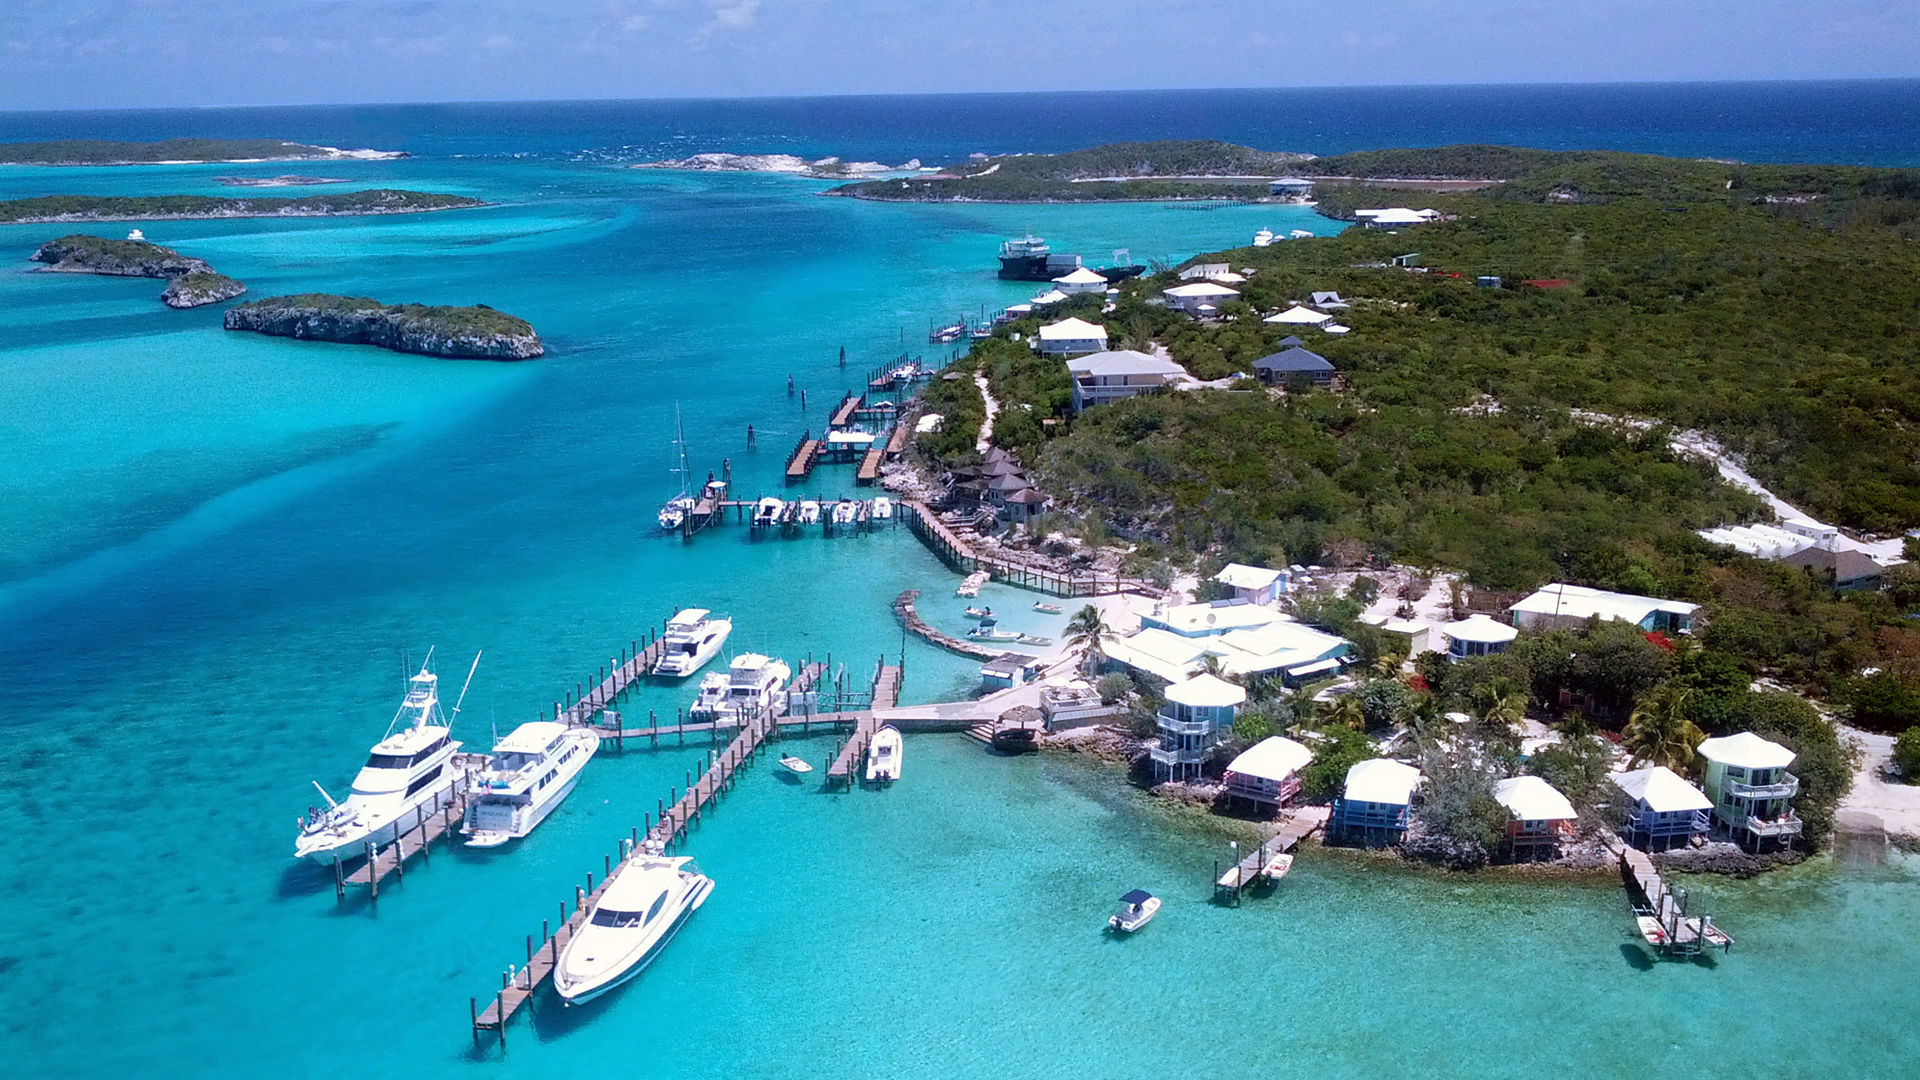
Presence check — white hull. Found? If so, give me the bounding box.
[557,859,713,1004]
[463,725,598,845]
[652,616,733,678]
[296,777,458,865]
[865,726,903,783]
[463,768,583,846]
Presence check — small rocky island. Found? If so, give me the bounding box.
[29,234,246,308]
[0,138,405,166]
[0,189,483,224]
[635,152,920,178]
[223,294,544,360]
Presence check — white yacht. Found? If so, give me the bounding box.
[555,847,714,1005]
[462,721,600,848]
[657,403,695,531]
[870,496,894,521]
[651,608,733,677]
[865,725,903,783]
[294,652,479,865]
[1251,228,1275,247]
[689,653,792,726]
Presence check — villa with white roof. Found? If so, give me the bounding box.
[1697,732,1803,850]
[1507,583,1699,635]
[1149,672,1245,782]
[1052,266,1111,295]
[1162,280,1240,316]
[1223,736,1313,814]
[1441,613,1517,661]
[1035,317,1108,356]
[1213,562,1289,606]
[1330,758,1422,845]
[1064,349,1190,413]
[1492,775,1578,859]
[1104,598,1353,687]
[1612,765,1712,850]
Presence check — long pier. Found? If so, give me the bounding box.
[1213,806,1329,906]
[894,589,1006,661]
[901,500,1146,598]
[1605,836,1734,956]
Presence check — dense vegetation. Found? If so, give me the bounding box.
[0,138,377,165]
[230,293,536,337]
[0,190,481,223]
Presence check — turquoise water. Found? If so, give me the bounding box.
[2,144,1918,1078]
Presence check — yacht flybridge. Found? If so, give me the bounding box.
[462,720,600,848]
[651,608,733,677]
[294,650,481,866]
[689,653,792,726]
[554,844,713,1005]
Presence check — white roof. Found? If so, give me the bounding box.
[1263,305,1333,324]
[1508,583,1699,625]
[1031,289,1070,306]
[494,721,571,754]
[1166,672,1247,709]
[1053,267,1109,285]
[1611,766,1712,812]
[826,430,876,445]
[1697,732,1797,769]
[1226,736,1311,782]
[1066,349,1187,379]
[667,607,711,626]
[915,413,944,433]
[1343,758,1420,805]
[1149,598,1284,635]
[1215,562,1284,590]
[1321,324,1351,335]
[1163,282,1241,299]
[1442,613,1518,644]
[1106,620,1349,684]
[1698,523,1814,559]
[1363,208,1428,224]
[1492,775,1578,821]
[1037,317,1109,341]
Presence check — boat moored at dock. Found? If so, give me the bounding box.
[462,721,599,848]
[752,496,784,526]
[554,847,714,1005]
[865,724,903,783]
[689,652,792,726]
[651,608,733,677]
[870,496,894,521]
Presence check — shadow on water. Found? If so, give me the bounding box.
[275,861,336,901]
[1618,942,1656,971]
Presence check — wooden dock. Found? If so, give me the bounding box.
[828,392,863,429]
[901,500,1148,598]
[336,769,480,900]
[823,662,901,786]
[559,632,667,726]
[894,589,1006,661]
[856,446,884,484]
[1213,806,1328,906]
[786,435,820,480]
[1608,837,1734,956]
[884,422,911,458]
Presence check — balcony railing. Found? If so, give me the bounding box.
[1148,743,1206,766]
[1156,714,1213,737]
[1745,813,1803,837]
[1727,773,1799,799]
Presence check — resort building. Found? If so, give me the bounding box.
[1268,177,1314,197]
[1611,765,1712,851]
[1162,281,1241,316]
[1035,317,1109,356]
[1356,207,1439,228]
[1064,349,1189,413]
[1051,266,1111,295]
[1149,672,1246,782]
[1223,736,1313,815]
[1262,304,1333,326]
[1252,346,1336,386]
[1507,583,1699,635]
[1213,562,1289,606]
[1491,775,1578,859]
[1105,599,1352,686]
[1441,613,1517,662]
[1697,732,1803,850]
[1330,758,1422,845]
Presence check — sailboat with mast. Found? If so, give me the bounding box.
[293,649,481,866]
[657,404,697,531]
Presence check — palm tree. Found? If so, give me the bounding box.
[1322,692,1366,732]
[1195,653,1227,678]
[1064,604,1110,674]
[1623,685,1706,771]
[1472,676,1527,733]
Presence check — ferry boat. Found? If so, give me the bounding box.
[293,652,479,866]
[689,653,792,726]
[462,721,599,848]
[651,608,733,677]
[865,725,903,783]
[870,496,894,521]
[554,846,714,1005]
[752,497,784,526]
[1108,889,1160,933]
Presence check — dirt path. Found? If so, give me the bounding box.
[974,371,999,453]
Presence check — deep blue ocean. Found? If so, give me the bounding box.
[1,83,1917,1080]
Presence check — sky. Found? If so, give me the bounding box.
[1,0,1917,111]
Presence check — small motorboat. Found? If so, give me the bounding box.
[795,500,823,525]
[1260,852,1295,884]
[1015,634,1053,647]
[779,754,813,775]
[831,499,858,526]
[968,624,1024,643]
[991,727,1037,754]
[865,725,903,783]
[964,606,994,620]
[753,497,784,526]
[869,496,894,521]
[1031,602,1063,615]
[1109,889,1160,934]
[1636,915,1669,946]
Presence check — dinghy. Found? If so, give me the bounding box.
[779,754,813,774]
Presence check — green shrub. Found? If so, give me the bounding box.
[1895,726,1920,782]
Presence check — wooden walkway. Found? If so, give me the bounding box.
[560,633,667,726]
[884,421,912,457]
[1213,806,1328,905]
[828,393,863,429]
[824,663,901,786]
[1606,836,1734,956]
[856,446,884,484]
[894,589,1006,661]
[338,777,476,899]
[786,439,821,480]
[901,500,1149,598]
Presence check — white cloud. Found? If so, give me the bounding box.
[482,32,514,50]
[703,0,758,33]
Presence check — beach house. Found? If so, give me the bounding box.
[1162,281,1240,316]
[1357,208,1439,228]
[1441,613,1517,661]
[1213,562,1289,606]
[1064,349,1189,412]
[1104,599,1353,686]
[1611,765,1712,851]
[1492,775,1578,859]
[1051,266,1111,295]
[1262,304,1333,326]
[1149,672,1245,782]
[1330,758,1422,845]
[1223,736,1313,815]
[1781,547,1886,591]
[1697,732,1803,850]
[1252,346,1336,386]
[1035,317,1108,356]
[1507,583,1699,635]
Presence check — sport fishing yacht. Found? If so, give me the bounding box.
[651,608,733,677]
[293,652,480,865]
[461,721,600,848]
[555,846,714,1005]
[689,653,792,726]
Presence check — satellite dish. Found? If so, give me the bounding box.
[1207,613,1217,626]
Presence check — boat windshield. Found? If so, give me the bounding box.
[592,891,670,928]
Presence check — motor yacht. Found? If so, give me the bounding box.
[462,721,599,848]
[651,608,733,677]
[554,847,713,1005]
[689,653,792,726]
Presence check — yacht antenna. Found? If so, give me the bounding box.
[451,650,483,720]
[310,780,340,810]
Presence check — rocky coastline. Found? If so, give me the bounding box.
[635,152,921,178]
[223,294,545,360]
[0,190,483,225]
[161,272,248,309]
[214,175,350,187]
[29,234,245,309]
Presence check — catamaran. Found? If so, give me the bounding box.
[865,725,903,783]
[461,720,600,848]
[651,608,733,677]
[689,653,792,726]
[294,650,480,866]
[554,844,714,1005]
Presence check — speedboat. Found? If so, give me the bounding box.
[779,754,813,774]
[463,721,599,848]
[1032,602,1063,615]
[689,653,791,726]
[554,847,713,1005]
[1251,228,1275,247]
[870,496,894,521]
[753,497,784,526]
[651,608,733,677]
[1109,889,1160,933]
[964,606,994,620]
[865,725,903,783]
[967,619,1023,643]
[795,500,822,525]
[831,499,859,526]
[294,652,479,865]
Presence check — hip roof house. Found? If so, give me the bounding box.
[1331,758,1422,845]
[1252,346,1336,385]
[1035,317,1109,356]
[1508,583,1699,635]
[1064,349,1190,412]
[1492,775,1578,859]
